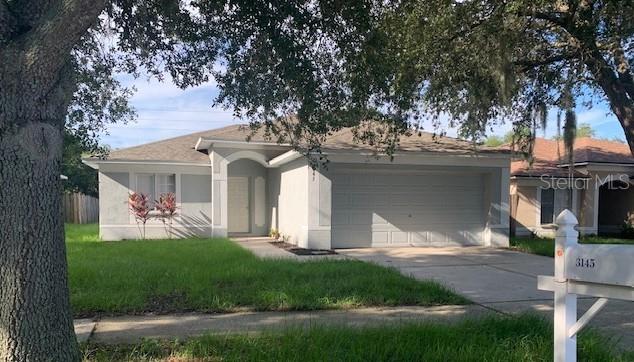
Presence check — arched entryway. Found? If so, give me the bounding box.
[227,158,268,236]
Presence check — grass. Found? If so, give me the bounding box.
[82,315,631,361]
[510,235,634,257]
[66,224,466,317]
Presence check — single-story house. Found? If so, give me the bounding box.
[84,124,511,248]
[510,137,634,237]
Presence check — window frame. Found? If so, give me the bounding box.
[540,188,555,225]
[135,173,176,202]
[540,187,573,225]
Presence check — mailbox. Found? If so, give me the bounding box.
[565,244,634,287]
[538,209,634,362]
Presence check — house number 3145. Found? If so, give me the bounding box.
[576,258,596,268]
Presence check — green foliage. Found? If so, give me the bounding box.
[576,123,596,138]
[145,0,630,156]
[510,236,634,257]
[61,131,102,196]
[82,315,628,361]
[66,224,465,316]
[484,135,505,147]
[17,0,634,160]
[553,122,596,140]
[68,31,136,153]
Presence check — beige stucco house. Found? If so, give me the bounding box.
[510,137,634,237]
[85,124,511,248]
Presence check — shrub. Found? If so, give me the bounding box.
[128,192,152,239]
[155,192,178,238]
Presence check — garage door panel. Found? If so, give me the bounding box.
[349,213,374,225]
[333,228,372,248]
[331,210,350,225]
[348,211,482,226]
[331,170,485,248]
[350,193,388,207]
[332,193,350,208]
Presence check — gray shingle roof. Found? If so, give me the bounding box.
[93,124,507,164]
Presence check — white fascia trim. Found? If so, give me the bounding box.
[82,159,211,170]
[267,150,302,167]
[510,175,591,180]
[82,159,100,169]
[322,149,511,158]
[559,162,634,168]
[197,138,291,149]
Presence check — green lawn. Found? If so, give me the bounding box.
[82,315,630,361]
[510,236,634,257]
[67,224,466,317]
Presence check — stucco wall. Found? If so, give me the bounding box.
[511,178,588,236]
[267,159,309,245]
[227,158,268,235]
[98,163,212,240]
[510,182,538,235]
[99,172,130,225]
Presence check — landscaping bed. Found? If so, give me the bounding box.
[269,240,338,255]
[82,315,630,361]
[67,224,466,317]
[510,236,634,257]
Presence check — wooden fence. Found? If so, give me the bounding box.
[63,193,99,224]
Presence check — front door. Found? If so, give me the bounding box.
[228,177,250,233]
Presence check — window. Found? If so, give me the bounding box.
[541,188,572,224]
[157,174,176,195]
[136,173,175,201]
[540,188,555,224]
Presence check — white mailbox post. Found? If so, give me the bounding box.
[538,210,634,362]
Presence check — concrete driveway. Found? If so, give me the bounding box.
[339,246,634,349]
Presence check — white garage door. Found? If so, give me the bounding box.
[331,169,485,248]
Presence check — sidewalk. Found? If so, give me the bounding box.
[74,305,492,344]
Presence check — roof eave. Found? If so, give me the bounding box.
[81,159,210,168]
[196,137,292,151]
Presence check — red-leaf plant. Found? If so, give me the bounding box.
[155,192,178,239]
[128,192,152,239]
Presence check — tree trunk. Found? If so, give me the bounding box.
[0,123,80,361]
[595,75,634,155]
[584,51,634,155]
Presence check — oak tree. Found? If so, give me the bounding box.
[1,1,632,360]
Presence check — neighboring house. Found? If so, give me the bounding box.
[510,137,634,237]
[84,124,511,248]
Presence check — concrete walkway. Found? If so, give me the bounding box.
[73,305,491,344]
[339,246,634,349]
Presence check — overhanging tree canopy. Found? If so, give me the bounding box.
[0,1,632,360]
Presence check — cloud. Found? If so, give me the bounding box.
[102,73,240,149]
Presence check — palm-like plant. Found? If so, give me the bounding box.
[155,192,178,239]
[128,192,152,239]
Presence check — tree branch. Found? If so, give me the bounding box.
[15,0,106,86]
[613,44,634,100]
[10,0,57,30]
[513,52,579,69]
[515,9,568,27]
